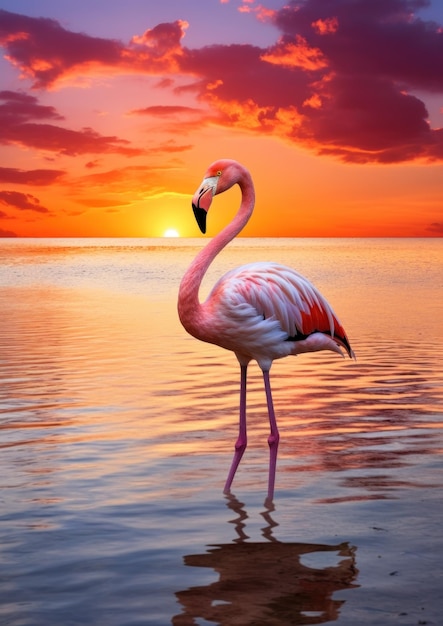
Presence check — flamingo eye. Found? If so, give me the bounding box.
[216,170,222,176]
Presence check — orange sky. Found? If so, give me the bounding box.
[0,0,442,238]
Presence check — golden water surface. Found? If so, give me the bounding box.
[0,238,442,625]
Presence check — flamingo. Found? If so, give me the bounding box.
[178,159,354,501]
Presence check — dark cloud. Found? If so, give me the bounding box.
[0,11,124,88]
[1,3,443,163]
[0,165,64,185]
[85,160,101,169]
[0,90,143,156]
[302,74,434,163]
[0,89,63,121]
[266,0,443,161]
[0,190,50,212]
[183,42,312,110]
[0,227,18,237]
[130,105,202,116]
[179,0,443,162]
[274,0,443,91]
[426,221,443,233]
[4,123,141,156]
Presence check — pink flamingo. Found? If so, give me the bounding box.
[178,159,354,501]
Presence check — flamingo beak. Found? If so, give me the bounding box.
[192,205,207,234]
[191,175,218,234]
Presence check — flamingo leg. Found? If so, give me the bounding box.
[263,369,280,503]
[224,364,248,493]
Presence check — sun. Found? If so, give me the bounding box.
[163,228,180,238]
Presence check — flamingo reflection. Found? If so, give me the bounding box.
[173,495,358,625]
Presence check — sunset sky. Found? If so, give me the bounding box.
[0,0,442,237]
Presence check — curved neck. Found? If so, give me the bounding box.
[178,172,255,332]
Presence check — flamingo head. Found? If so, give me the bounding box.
[191,159,240,234]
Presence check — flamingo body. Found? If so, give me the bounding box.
[201,260,353,370]
[178,159,354,501]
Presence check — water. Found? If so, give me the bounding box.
[0,238,442,625]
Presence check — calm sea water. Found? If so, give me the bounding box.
[0,238,442,625]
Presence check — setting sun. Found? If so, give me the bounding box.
[163,228,180,238]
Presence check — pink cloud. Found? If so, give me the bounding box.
[237,0,275,21]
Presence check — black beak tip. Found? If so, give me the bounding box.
[192,204,207,234]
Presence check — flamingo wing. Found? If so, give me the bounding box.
[208,262,354,358]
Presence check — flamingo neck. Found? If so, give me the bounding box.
[178,173,254,336]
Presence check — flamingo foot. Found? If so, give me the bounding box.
[266,432,279,503]
[224,436,247,493]
[224,363,248,493]
[263,369,279,503]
